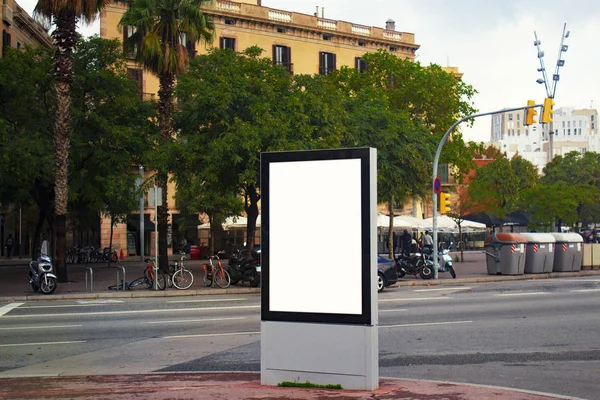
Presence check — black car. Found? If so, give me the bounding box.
[377,255,399,292]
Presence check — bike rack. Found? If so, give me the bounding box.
[113,265,126,290]
[85,267,93,292]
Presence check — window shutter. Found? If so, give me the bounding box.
[219,37,224,49]
[272,44,277,64]
[355,57,359,69]
[333,53,337,71]
[123,26,128,43]
[319,52,323,74]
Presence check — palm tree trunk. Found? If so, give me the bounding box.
[52,9,77,283]
[157,73,175,272]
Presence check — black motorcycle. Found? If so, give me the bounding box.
[394,248,434,280]
[29,255,58,294]
[226,247,261,287]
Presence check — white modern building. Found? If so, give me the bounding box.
[489,107,599,171]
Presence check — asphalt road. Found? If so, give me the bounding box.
[1,278,600,399]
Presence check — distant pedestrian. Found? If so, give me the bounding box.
[5,234,14,259]
[423,230,433,251]
[401,229,412,257]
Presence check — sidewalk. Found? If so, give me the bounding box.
[0,372,582,400]
[1,251,599,302]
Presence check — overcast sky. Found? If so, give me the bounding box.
[18,0,600,142]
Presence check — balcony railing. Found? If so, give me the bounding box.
[215,0,240,13]
[269,10,291,23]
[351,24,371,36]
[383,30,402,41]
[317,18,337,31]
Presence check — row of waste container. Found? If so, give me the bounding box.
[485,232,583,275]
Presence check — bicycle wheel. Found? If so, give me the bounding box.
[214,268,231,289]
[201,264,212,287]
[151,272,166,290]
[128,276,148,289]
[173,269,194,290]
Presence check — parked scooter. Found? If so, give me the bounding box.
[394,248,434,280]
[29,255,58,294]
[423,248,456,279]
[227,246,261,287]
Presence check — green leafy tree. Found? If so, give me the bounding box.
[34,0,109,281]
[174,47,346,253]
[119,0,214,270]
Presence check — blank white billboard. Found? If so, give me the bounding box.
[269,158,363,315]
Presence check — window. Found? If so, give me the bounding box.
[568,129,571,135]
[319,52,336,75]
[562,121,566,128]
[579,128,582,135]
[127,68,143,99]
[592,115,595,122]
[272,45,292,74]
[123,26,137,57]
[355,57,368,73]
[220,37,235,50]
[517,129,520,136]
[508,114,513,121]
[179,33,196,58]
[2,29,11,57]
[517,114,520,121]
[568,121,571,128]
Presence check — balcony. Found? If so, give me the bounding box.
[317,18,337,31]
[268,10,291,23]
[215,0,240,14]
[351,24,371,36]
[2,4,13,26]
[383,30,403,41]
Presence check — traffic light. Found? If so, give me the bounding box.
[525,100,537,126]
[439,192,451,214]
[541,97,554,124]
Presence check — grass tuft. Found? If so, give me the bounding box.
[278,381,343,389]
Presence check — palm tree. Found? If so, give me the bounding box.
[34,0,109,282]
[119,0,214,270]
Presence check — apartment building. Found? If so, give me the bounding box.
[489,106,599,172]
[1,0,52,58]
[99,0,424,255]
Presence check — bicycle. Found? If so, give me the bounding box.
[168,253,194,290]
[143,258,167,290]
[201,251,231,289]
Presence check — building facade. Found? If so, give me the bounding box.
[489,106,599,172]
[99,0,423,256]
[1,0,52,58]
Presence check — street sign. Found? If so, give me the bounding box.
[434,177,441,194]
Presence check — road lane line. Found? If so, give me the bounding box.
[0,302,24,316]
[168,298,247,303]
[413,287,471,292]
[21,304,117,309]
[0,340,86,348]
[164,331,260,339]
[381,320,472,328]
[0,325,81,331]
[379,308,408,313]
[147,317,246,324]
[379,297,451,302]
[2,305,260,318]
[495,292,547,297]
[571,289,600,292]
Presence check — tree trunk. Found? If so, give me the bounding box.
[157,73,175,273]
[458,225,464,263]
[387,195,394,259]
[52,9,77,283]
[245,186,260,256]
[108,215,114,268]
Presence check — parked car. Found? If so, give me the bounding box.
[377,255,399,293]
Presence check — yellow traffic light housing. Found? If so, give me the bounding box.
[525,100,537,126]
[439,192,451,214]
[542,97,554,124]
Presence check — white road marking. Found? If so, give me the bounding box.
[76,300,125,304]
[495,292,547,297]
[0,325,81,331]
[381,320,472,328]
[379,308,408,313]
[164,331,260,339]
[0,302,24,317]
[570,288,600,292]
[168,298,247,303]
[0,340,86,348]
[413,287,471,292]
[379,297,451,302]
[146,317,246,324]
[559,279,600,282]
[21,304,116,309]
[2,305,260,318]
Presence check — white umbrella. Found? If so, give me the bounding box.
[393,215,425,229]
[421,215,486,231]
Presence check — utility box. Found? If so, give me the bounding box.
[521,233,556,274]
[550,233,583,272]
[484,233,527,275]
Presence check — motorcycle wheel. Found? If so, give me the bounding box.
[250,271,260,287]
[31,282,39,292]
[39,276,57,295]
[396,268,406,278]
[377,272,386,293]
[419,265,434,280]
[448,265,457,279]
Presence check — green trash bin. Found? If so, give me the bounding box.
[521,233,556,274]
[484,233,527,275]
[550,233,584,272]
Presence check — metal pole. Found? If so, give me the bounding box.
[139,166,145,261]
[154,186,158,291]
[432,104,541,279]
[18,206,21,259]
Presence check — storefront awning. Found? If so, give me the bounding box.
[127,214,156,232]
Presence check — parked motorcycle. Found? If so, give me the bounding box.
[394,248,434,280]
[437,249,456,278]
[29,255,58,294]
[226,246,261,287]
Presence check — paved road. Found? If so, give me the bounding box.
[1,278,599,399]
